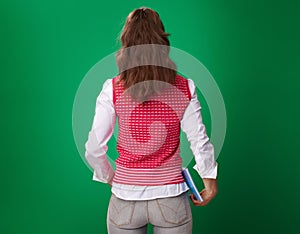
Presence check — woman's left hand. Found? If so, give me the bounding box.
[190,178,218,206]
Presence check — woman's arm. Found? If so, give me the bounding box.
[84,79,116,185]
[181,79,218,206]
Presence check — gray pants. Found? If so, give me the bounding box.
[107,191,192,234]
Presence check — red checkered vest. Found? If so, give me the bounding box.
[112,74,192,186]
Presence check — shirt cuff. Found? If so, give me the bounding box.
[193,162,218,179]
[92,164,115,184]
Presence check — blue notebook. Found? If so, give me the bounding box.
[182,167,203,202]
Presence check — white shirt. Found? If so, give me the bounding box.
[85,78,218,200]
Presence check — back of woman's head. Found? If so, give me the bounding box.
[120,7,169,46]
[116,7,177,102]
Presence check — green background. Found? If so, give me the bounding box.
[1,0,299,233]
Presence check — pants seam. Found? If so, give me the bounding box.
[146,200,150,223]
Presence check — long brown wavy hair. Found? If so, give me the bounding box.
[116,7,177,102]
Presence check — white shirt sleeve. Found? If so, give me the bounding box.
[84,79,116,184]
[181,79,218,179]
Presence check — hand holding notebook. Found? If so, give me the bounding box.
[182,167,203,202]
